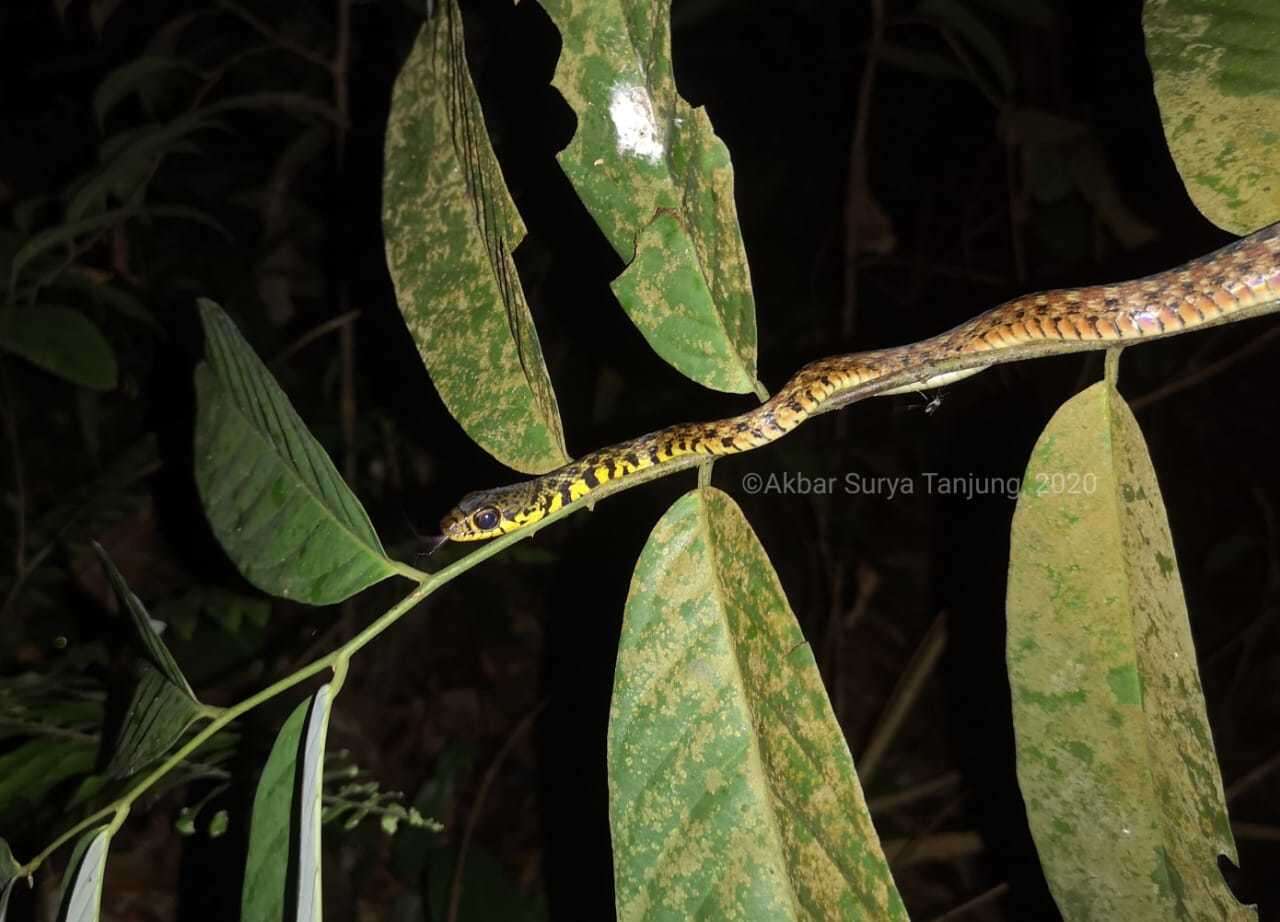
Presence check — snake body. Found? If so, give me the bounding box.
[441,223,1280,542]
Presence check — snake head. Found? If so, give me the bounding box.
[439,483,537,542]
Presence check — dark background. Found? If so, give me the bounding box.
[1,0,1277,919]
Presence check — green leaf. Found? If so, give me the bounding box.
[1144,0,1280,233]
[93,542,195,696]
[537,0,759,393]
[93,56,198,128]
[8,208,134,294]
[611,487,907,921]
[194,299,396,604]
[1007,380,1253,921]
[0,738,96,820]
[0,307,117,391]
[67,113,220,222]
[878,43,970,82]
[919,0,1015,95]
[0,837,19,922]
[971,0,1056,27]
[53,270,162,333]
[107,663,204,778]
[382,2,569,474]
[241,686,332,922]
[54,827,111,922]
[426,845,548,922]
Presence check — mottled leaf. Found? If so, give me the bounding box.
[538,0,758,393]
[1007,380,1253,921]
[241,686,332,922]
[610,487,906,921]
[194,299,396,604]
[1145,0,1280,233]
[383,2,569,474]
[54,827,110,922]
[0,307,117,391]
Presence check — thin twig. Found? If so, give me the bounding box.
[0,361,25,577]
[270,310,360,367]
[1226,748,1280,804]
[928,882,1010,922]
[447,701,547,922]
[216,0,332,69]
[859,611,949,785]
[1130,325,1280,410]
[867,770,962,813]
[841,0,885,341]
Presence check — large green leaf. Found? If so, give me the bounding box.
[610,488,906,921]
[54,827,111,922]
[0,307,117,391]
[241,686,332,922]
[1007,380,1252,921]
[538,0,759,393]
[383,2,569,475]
[194,299,396,604]
[1145,0,1280,233]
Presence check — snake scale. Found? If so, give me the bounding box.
[440,222,1280,542]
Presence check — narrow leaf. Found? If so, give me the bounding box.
[0,307,117,391]
[194,299,396,604]
[67,113,219,222]
[919,0,1016,94]
[0,738,96,817]
[383,1,569,474]
[92,56,197,128]
[537,0,759,393]
[8,209,134,292]
[1144,0,1280,233]
[241,686,332,922]
[107,663,204,778]
[54,827,111,922]
[93,542,195,696]
[0,837,18,922]
[611,487,907,921]
[1007,380,1253,921]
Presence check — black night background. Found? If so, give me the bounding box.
[1,0,1277,919]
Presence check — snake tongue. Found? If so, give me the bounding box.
[422,533,449,556]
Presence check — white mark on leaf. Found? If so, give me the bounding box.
[609,82,664,163]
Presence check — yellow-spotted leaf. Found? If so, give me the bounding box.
[538,0,759,394]
[1144,0,1280,233]
[194,300,396,604]
[610,487,906,921]
[383,2,569,474]
[1007,380,1252,921]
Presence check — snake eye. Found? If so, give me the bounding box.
[473,507,500,531]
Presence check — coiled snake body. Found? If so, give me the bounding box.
[441,223,1280,542]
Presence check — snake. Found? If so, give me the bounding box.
[440,222,1280,542]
